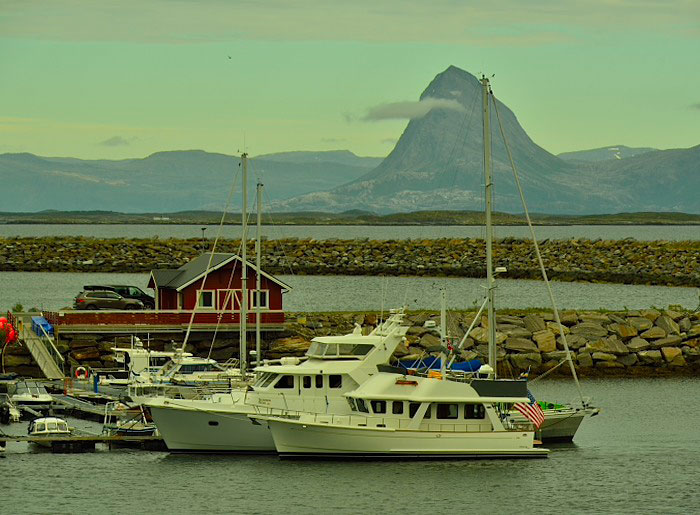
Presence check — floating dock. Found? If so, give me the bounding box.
[0,434,166,452]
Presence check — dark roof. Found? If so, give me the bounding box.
[149,253,291,292]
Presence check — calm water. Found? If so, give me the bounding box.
[2,378,699,514]
[1,223,698,241]
[1,272,698,313]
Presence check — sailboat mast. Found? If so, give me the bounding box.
[482,76,497,378]
[240,153,248,373]
[255,182,263,367]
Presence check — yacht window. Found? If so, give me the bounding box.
[315,375,323,388]
[351,344,373,356]
[58,422,68,431]
[47,422,58,431]
[436,403,459,420]
[424,404,432,419]
[255,373,276,388]
[338,344,355,355]
[356,398,369,413]
[322,344,338,357]
[274,375,295,389]
[307,342,322,356]
[392,401,404,415]
[302,376,312,389]
[347,398,357,411]
[328,375,342,389]
[370,400,386,414]
[409,402,421,418]
[36,423,46,432]
[464,404,486,420]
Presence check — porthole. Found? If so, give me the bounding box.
[208,421,219,426]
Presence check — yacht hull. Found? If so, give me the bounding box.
[148,403,274,452]
[508,407,599,443]
[262,418,548,458]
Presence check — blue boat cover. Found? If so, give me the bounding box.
[398,358,481,372]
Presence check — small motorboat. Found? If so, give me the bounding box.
[28,417,71,447]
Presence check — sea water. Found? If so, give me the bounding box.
[2,378,699,514]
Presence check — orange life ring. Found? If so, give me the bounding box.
[75,366,89,379]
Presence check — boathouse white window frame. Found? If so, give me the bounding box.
[196,289,217,310]
[250,289,270,310]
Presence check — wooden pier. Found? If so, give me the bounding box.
[0,434,166,452]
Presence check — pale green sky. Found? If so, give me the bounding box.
[1,0,698,159]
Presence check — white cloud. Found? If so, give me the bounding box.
[363,98,465,121]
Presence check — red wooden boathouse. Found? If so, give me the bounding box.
[45,253,290,333]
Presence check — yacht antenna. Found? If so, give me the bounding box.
[482,75,497,378]
[240,152,249,373]
[255,182,263,367]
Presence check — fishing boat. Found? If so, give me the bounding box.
[251,77,549,459]
[102,401,158,437]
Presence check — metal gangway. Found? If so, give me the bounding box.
[14,313,65,380]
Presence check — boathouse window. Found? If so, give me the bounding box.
[302,376,312,388]
[329,375,342,388]
[274,375,295,389]
[392,401,404,415]
[464,404,486,419]
[436,403,458,419]
[250,290,269,309]
[370,400,386,414]
[315,375,323,388]
[197,290,216,309]
[356,398,369,413]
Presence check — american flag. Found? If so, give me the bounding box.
[514,390,545,429]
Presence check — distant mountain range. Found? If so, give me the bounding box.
[2,66,698,214]
[0,149,378,213]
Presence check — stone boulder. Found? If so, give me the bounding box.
[579,312,610,324]
[591,352,617,361]
[640,309,661,322]
[656,315,680,336]
[586,336,629,355]
[661,347,686,366]
[626,337,650,352]
[509,352,542,370]
[570,322,609,339]
[618,353,638,367]
[628,317,653,331]
[523,314,546,333]
[608,323,638,340]
[577,352,593,367]
[651,335,683,350]
[498,325,532,338]
[533,330,557,353]
[504,337,539,353]
[558,334,588,350]
[640,327,666,340]
[546,321,569,336]
[637,350,663,365]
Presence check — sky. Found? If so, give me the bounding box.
[1,0,699,160]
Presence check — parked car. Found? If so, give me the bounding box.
[83,285,155,309]
[73,291,144,310]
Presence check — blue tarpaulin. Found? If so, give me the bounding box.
[31,316,53,337]
[398,358,481,372]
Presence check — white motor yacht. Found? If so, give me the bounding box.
[145,309,410,452]
[253,369,548,458]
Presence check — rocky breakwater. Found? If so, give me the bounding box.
[1,236,699,287]
[3,308,699,377]
[276,307,700,377]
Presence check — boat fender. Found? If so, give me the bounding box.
[75,366,89,380]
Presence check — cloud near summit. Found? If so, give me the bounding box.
[362,98,465,121]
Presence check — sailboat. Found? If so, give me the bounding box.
[250,77,549,458]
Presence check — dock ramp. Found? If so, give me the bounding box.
[16,314,65,380]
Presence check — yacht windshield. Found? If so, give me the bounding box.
[306,343,374,359]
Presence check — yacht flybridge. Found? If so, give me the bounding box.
[145,309,410,452]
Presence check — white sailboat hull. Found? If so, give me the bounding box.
[262,418,548,458]
[149,403,274,452]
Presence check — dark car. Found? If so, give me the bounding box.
[73,291,144,310]
[83,285,155,309]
